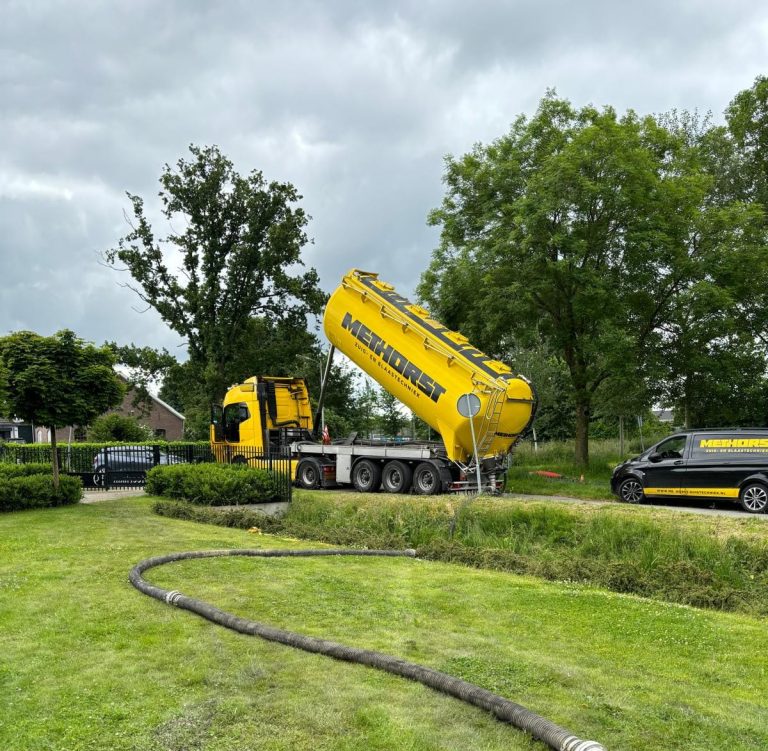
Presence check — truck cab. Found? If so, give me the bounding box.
[211,376,313,467]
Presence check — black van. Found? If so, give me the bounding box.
[611,429,768,513]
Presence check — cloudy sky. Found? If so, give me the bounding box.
[2,0,767,358]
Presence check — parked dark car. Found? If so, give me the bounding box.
[92,445,183,486]
[611,429,768,513]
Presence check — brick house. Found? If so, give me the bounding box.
[52,385,186,443]
[0,418,33,443]
[111,387,185,440]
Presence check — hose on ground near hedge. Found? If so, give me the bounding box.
[129,548,605,751]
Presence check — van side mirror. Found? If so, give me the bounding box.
[648,451,662,463]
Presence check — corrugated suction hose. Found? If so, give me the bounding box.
[129,548,605,751]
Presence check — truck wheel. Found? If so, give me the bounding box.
[413,462,441,495]
[382,461,412,494]
[739,483,768,513]
[351,459,381,492]
[296,459,322,490]
[618,477,644,504]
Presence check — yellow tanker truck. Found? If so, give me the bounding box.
[211,269,536,494]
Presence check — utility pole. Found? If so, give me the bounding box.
[298,353,326,433]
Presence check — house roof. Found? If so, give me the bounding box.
[147,392,185,422]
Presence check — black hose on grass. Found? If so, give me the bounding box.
[129,549,605,751]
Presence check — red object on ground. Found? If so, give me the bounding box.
[529,470,563,479]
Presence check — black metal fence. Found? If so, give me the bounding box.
[0,442,293,502]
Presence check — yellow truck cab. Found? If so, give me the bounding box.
[211,376,313,471]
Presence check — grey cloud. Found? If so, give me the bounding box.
[0,0,766,357]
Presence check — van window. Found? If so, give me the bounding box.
[653,435,687,459]
[691,433,768,458]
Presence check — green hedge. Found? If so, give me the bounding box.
[146,463,280,505]
[1,441,210,452]
[0,463,55,478]
[0,475,82,512]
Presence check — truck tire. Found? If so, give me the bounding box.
[296,459,322,490]
[739,482,768,513]
[351,459,382,492]
[413,462,441,495]
[381,460,412,494]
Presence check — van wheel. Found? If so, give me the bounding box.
[739,483,768,513]
[296,459,321,490]
[618,477,644,504]
[352,459,381,492]
[413,463,441,495]
[382,461,412,494]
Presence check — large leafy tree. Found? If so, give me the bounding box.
[420,92,749,464]
[0,331,123,485]
[105,144,326,405]
[376,388,407,438]
[648,102,768,426]
[726,75,768,212]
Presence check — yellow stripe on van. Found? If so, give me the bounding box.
[644,487,739,499]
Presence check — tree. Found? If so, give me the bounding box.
[157,315,329,439]
[353,379,379,439]
[726,75,768,212]
[105,144,326,405]
[376,388,407,438]
[645,103,768,427]
[509,344,575,442]
[88,413,154,442]
[0,331,123,486]
[107,342,178,407]
[420,92,755,464]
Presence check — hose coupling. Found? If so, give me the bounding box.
[165,590,184,606]
[562,739,606,751]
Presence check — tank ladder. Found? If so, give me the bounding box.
[474,387,506,458]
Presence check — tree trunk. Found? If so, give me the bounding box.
[49,426,60,490]
[575,401,590,466]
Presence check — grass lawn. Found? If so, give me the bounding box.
[507,439,656,500]
[1,497,766,750]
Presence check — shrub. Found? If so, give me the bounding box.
[0,463,55,478]
[0,474,82,512]
[146,463,280,504]
[87,414,154,442]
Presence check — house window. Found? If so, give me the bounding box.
[154,429,167,439]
